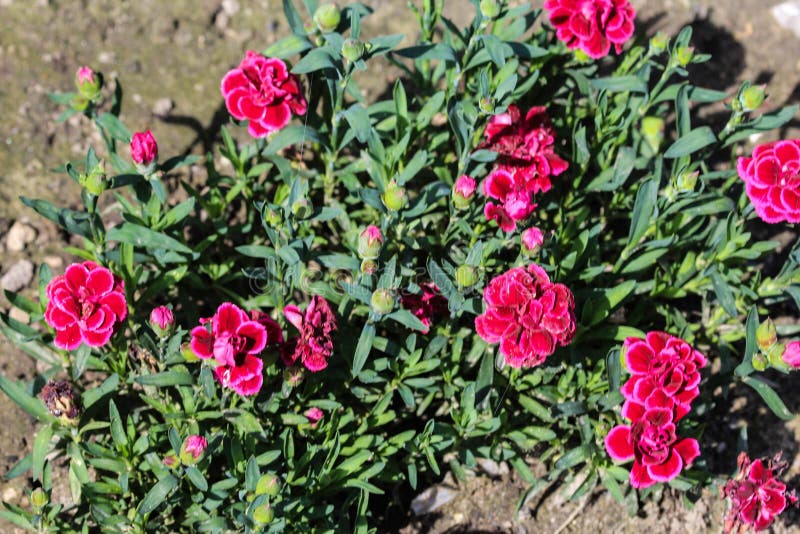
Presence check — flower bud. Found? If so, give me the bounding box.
[371,288,395,315]
[304,407,324,428]
[180,435,208,465]
[452,175,476,210]
[265,209,282,227]
[455,265,478,288]
[479,0,501,18]
[478,97,495,114]
[291,198,312,219]
[162,452,180,469]
[30,488,48,511]
[75,66,101,100]
[181,342,200,362]
[752,351,768,372]
[382,180,406,211]
[641,116,665,153]
[741,85,767,112]
[521,227,544,255]
[79,161,107,196]
[313,3,341,33]
[649,32,669,54]
[70,94,90,112]
[781,340,800,369]
[341,38,366,62]
[756,317,778,351]
[40,380,81,422]
[674,46,694,67]
[253,501,274,524]
[675,170,699,192]
[149,306,174,339]
[130,130,158,174]
[360,259,377,275]
[358,225,384,259]
[283,365,305,387]
[256,474,281,497]
[767,343,788,370]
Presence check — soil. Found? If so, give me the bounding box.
[2,0,800,532]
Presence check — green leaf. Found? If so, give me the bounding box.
[741,376,793,420]
[138,474,179,516]
[20,197,94,239]
[263,34,313,58]
[291,47,338,74]
[710,271,738,317]
[82,373,120,410]
[352,323,376,377]
[343,104,372,144]
[32,424,53,481]
[185,466,208,492]
[394,43,456,62]
[396,150,427,186]
[590,75,647,93]
[627,178,658,246]
[555,445,590,470]
[664,127,716,158]
[581,281,637,328]
[109,400,127,450]
[282,0,305,35]
[106,222,192,254]
[0,375,54,422]
[735,306,759,377]
[135,370,195,387]
[263,125,322,156]
[96,113,131,142]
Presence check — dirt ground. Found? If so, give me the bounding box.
[2,0,800,532]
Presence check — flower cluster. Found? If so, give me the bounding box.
[722,452,797,533]
[475,264,576,368]
[481,106,568,231]
[544,0,636,59]
[282,296,338,373]
[44,261,128,350]
[737,139,800,223]
[221,51,307,138]
[605,332,706,488]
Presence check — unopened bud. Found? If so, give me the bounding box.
[358,225,384,259]
[283,365,305,387]
[756,318,778,351]
[675,170,699,192]
[382,180,406,211]
[479,97,495,114]
[79,161,107,196]
[75,66,101,100]
[30,488,48,511]
[675,46,694,67]
[313,4,341,33]
[479,0,501,18]
[162,452,180,469]
[752,351,768,372]
[181,342,200,362]
[130,130,159,174]
[741,85,767,112]
[180,435,208,466]
[256,474,281,497]
[149,306,174,339]
[291,198,312,219]
[452,175,476,210]
[360,259,377,275]
[649,32,669,54]
[341,38,366,62]
[641,116,665,153]
[455,265,478,288]
[371,288,395,315]
[253,501,274,524]
[264,208,282,227]
[521,227,544,255]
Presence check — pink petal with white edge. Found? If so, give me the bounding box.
[54,324,82,351]
[85,268,114,295]
[647,449,683,482]
[214,303,246,335]
[630,461,655,489]
[605,425,634,461]
[190,327,214,359]
[674,438,700,466]
[624,341,653,374]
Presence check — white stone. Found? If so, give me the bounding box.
[1,259,34,292]
[410,485,458,515]
[5,220,36,252]
[773,2,800,38]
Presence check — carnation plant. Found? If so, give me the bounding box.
[3,0,800,532]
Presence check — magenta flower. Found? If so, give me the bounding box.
[521,226,544,253]
[181,435,208,464]
[620,332,707,422]
[400,282,448,334]
[475,264,576,368]
[605,407,700,489]
[304,407,323,428]
[44,261,128,350]
[282,296,338,372]
[221,51,307,138]
[149,306,174,336]
[737,139,800,223]
[482,105,569,196]
[722,452,798,532]
[483,169,538,232]
[190,303,269,396]
[544,0,636,59]
[130,130,158,168]
[782,340,800,368]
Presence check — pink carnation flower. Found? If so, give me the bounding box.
[737,139,800,223]
[620,332,707,423]
[182,435,208,460]
[190,303,271,396]
[76,66,95,85]
[130,130,158,167]
[722,452,798,533]
[44,261,128,350]
[149,306,174,331]
[605,407,700,489]
[544,0,636,59]
[400,282,448,334]
[475,264,576,367]
[304,407,323,428]
[282,296,338,372]
[454,175,476,198]
[221,51,307,138]
[782,340,800,368]
[483,169,537,232]
[521,226,544,253]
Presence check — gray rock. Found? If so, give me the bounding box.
[6,220,36,252]
[1,259,34,292]
[476,457,509,478]
[410,485,458,516]
[773,2,800,38]
[153,98,174,117]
